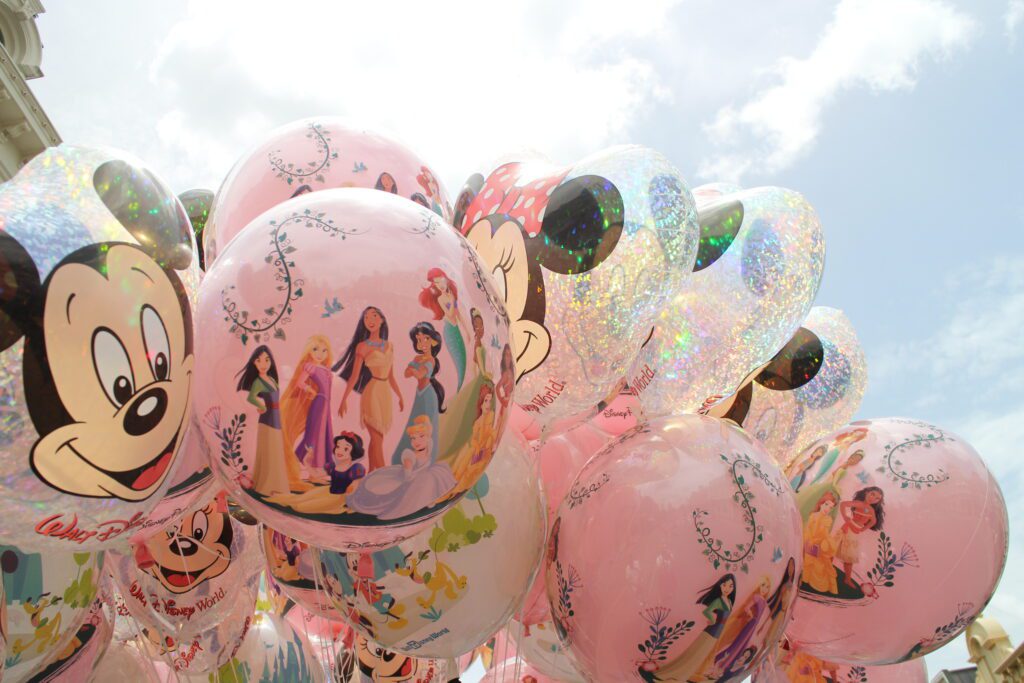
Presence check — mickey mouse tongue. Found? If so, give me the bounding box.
[132,452,174,491]
[398,656,413,677]
[163,569,197,588]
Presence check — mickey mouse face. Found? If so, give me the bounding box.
[458,163,625,381]
[356,636,421,682]
[0,157,195,502]
[142,505,233,594]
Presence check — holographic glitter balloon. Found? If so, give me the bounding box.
[179,189,214,271]
[701,307,867,465]
[0,145,200,551]
[627,186,825,420]
[203,118,452,265]
[453,146,700,429]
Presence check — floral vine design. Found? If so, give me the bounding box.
[875,426,952,489]
[405,210,442,239]
[925,602,976,649]
[221,210,365,345]
[693,452,783,573]
[863,532,919,596]
[567,473,610,509]
[553,560,582,646]
[845,667,868,683]
[204,408,250,488]
[636,607,695,669]
[267,122,338,185]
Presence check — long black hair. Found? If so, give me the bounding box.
[766,557,797,614]
[409,322,446,413]
[697,572,737,606]
[853,486,885,530]
[235,345,279,391]
[333,432,365,461]
[333,306,388,393]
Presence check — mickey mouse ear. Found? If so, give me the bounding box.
[0,232,40,352]
[693,198,743,272]
[93,160,194,271]
[535,175,624,275]
[178,189,214,271]
[755,326,824,391]
[453,173,485,230]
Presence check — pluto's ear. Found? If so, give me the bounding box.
[693,198,743,272]
[0,232,41,353]
[93,159,194,271]
[755,327,824,391]
[533,175,624,274]
[453,173,485,230]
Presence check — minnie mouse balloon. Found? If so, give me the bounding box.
[195,189,511,550]
[701,307,867,465]
[0,145,200,551]
[628,186,824,420]
[546,415,802,682]
[754,639,928,683]
[108,493,262,641]
[1,544,104,683]
[203,117,452,264]
[453,146,700,429]
[782,418,1008,665]
[316,432,545,659]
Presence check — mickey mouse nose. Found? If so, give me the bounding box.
[169,537,198,556]
[123,387,167,436]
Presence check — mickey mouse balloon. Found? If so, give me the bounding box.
[453,146,700,428]
[0,145,200,551]
[195,188,511,549]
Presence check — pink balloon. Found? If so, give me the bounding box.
[783,417,1008,665]
[195,189,511,550]
[546,415,802,682]
[754,640,928,682]
[483,657,564,683]
[590,389,641,437]
[204,118,452,265]
[520,420,612,627]
[507,404,542,442]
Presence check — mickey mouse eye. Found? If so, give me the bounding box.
[374,647,384,657]
[191,510,209,542]
[381,650,396,662]
[92,328,135,408]
[141,305,171,381]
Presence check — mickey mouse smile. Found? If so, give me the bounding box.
[61,428,181,494]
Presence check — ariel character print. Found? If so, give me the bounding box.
[236,345,291,497]
[638,573,736,683]
[266,432,368,515]
[346,415,456,521]
[281,334,336,489]
[390,322,446,463]
[420,268,470,390]
[336,307,404,472]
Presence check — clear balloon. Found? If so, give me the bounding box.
[453,146,701,429]
[483,657,565,683]
[262,525,341,619]
[198,611,326,683]
[629,186,825,421]
[511,618,585,682]
[108,493,262,641]
[783,418,1008,665]
[0,145,200,550]
[316,433,545,659]
[701,307,867,465]
[90,641,162,682]
[1,545,104,683]
[754,639,928,682]
[35,590,113,682]
[546,415,802,682]
[195,189,511,550]
[204,117,452,265]
[347,633,450,682]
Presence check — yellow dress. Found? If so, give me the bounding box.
[450,407,497,490]
[786,651,827,683]
[802,511,838,594]
[361,344,394,434]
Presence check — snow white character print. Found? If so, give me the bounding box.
[455,163,625,382]
[336,306,404,472]
[0,218,194,501]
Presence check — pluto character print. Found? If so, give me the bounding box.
[0,145,200,551]
[194,190,511,549]
[452,147,700,426]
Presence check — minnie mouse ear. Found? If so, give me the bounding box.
[93,160,194,271]
[693,198,743,272]
[535,175,624,275]
[453,173,485,230]
[0,232,41,352]
[755,327,824,391]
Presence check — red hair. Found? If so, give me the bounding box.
[814,491,838,512]
[419,267,458,320]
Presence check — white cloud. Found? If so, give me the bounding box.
[145,0,681,193]
[699,0,977,181]
[1007,0,1024,46]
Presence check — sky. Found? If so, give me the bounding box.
[28,0,1024,677]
